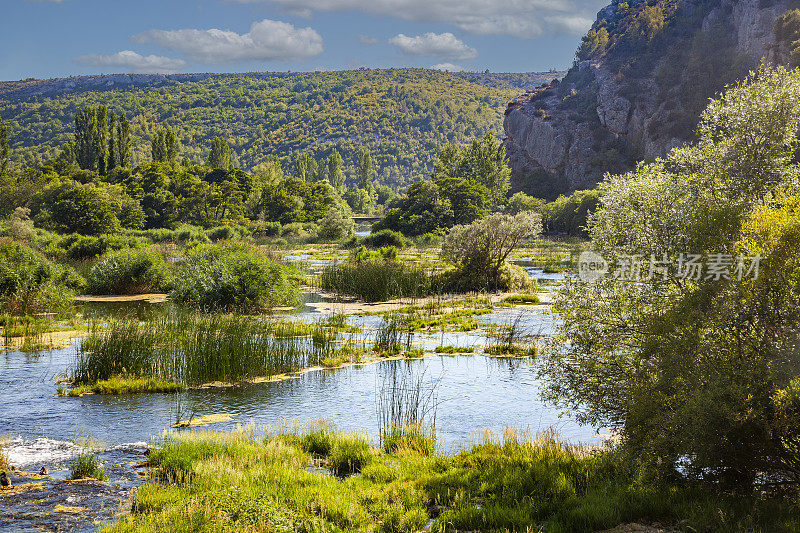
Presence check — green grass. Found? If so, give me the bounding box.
[105,426,800,533]
[502,294,541,304]
[72,314,343,389]
[318,260,432,302]
[434,345,475,354]
[69,453,107,481]
[66,376,185,396]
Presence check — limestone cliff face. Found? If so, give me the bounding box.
[504,0,798,196]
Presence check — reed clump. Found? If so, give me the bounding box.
[318,259,431,302]
[71,314,342,390]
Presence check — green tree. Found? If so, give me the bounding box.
[326,149,345,190]
[208,137,233,171]
[74,106,108,174]
[0,115,9,174]
[117,115,132,168]
[356,147,374,190]
[542,66,800,487]
[293,152,319,182]
[152,128,178,163]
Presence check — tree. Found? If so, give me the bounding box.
[441,211,541,290]
[379,180,454,236]
[107,113,117,171]
[293,152,319,182]
[74,106,108,174]
[326,149,345,190]
[208,137,233,170]
[356,147,374,190]
[0,115,9,174]
[318,206,355,240]
[152,128,177,163]
[117,115,132,168]
[542,66,800,487]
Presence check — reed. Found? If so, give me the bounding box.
[71,314,343,389]
[377,365,438,454]
[318,260,431,302]
[374,314,414,354]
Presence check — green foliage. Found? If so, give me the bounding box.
[69,453,106,481]
[29,180,121,235]
[86,248,173,295]
[545,66,800,487]
[379,180,453,236]
[319,254,431,302]
[361,229,409,249]
[61,233,146,260]
[775,9,800,67]
[328,433,372,476]
[151,128,178,163]
[0,115,8,175]
[171,244,299,312]
[1,70,524,186]
[0,239,83,315]
[109,428,800,533]
[541,189,601,236]
[317,207,354,241]
[207,137,233,171]
[441,211,541,291]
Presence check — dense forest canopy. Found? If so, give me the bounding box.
[0,69,558,190]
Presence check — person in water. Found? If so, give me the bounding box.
[0,472,10,488]
[39,466,48,476]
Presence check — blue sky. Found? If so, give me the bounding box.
[3,0,608,80]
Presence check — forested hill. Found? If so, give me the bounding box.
[0,69,559,188]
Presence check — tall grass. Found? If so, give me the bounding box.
[318,260,431,302]
[374,314,414,354]
[72,314,341,388]
[377,365,438,455]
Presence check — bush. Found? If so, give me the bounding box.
[362,229,408,249]
[86,249,173,295]
[317,208,354,241]
[0,240,84,315]
[171,244,300,312]
[174,225,210,244]
[205,225,235,242]
[62,233,146,260]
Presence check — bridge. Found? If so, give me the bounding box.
[351,215,381,223]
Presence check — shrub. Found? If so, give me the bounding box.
[441,212,541,291]
[362,229,408,249]
[205,225,235,242]
[317,207,354,241]
[86,249,173,295]
[0,240,84,315]
[174,225,210,244]
[69,453,107,480]
[62,233,146,260]
[171,244,300,312]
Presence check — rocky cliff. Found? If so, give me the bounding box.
[504,0,800,197]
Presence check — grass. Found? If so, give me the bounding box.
[502,293,541,304]
[434,345,475,354]
[69,453,107,481]
[65,376,186,396]
[70,314,344,391]
[105,426,800,533]
[318,260,432,302]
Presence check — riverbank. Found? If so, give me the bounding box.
[103,426,800,533]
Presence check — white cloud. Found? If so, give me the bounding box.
[133,19,323,64]
[75,50,187,73]
[389,32,477,60]
[431,63,465,72]
[358,34,378,45]
[229,0,607,38]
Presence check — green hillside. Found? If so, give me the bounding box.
[0,69,557,188]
